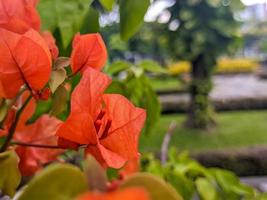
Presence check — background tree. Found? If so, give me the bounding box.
[164,0,243,129]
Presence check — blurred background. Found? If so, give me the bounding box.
[37,0,267,195]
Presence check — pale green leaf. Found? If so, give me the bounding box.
[49,68,67,93]
[50,85,68,117]
[138,59,167,73]
[83,155,107,192]
[17,164,87,200]
[106,60,132,75]
[196,178,218,200]
[53,57,70,69]
[0,151,21,197]
[120,173,183,200]
[99,0,115,11]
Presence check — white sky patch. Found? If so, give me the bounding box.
[241,0,267,5]
[145,0,175,22]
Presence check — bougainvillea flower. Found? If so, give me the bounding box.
[14,115,63,176]
[0,0,40,31]
[0,28,52,99]
[42,31,59,59]
[76,188,151,200]
[56,68,146,168]
[70,33,108,74]
[0,91,63,176]
[0,91,36,136]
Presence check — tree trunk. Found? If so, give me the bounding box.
[185,54,215,129]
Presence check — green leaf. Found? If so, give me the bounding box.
[80,7,100,34]
[37,0,58,31]
[106,60,132,75]
[0,151,21,197]
[0,99,7,122]
[106,81,128,96]
[138,59,167,73]
[17,164,88,200]
[38,0,93,48]
[50,85,68,117]
[120,173,183,200]
[83,155,107,192]
[196,178,218,200]
[126,75,161,135]
[119,0,150,41]
[99,0,115,11]
[49,68,67,93]
[213,169,255,197]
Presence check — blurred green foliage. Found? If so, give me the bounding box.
[105,60,164,135]
[141,149,265,200]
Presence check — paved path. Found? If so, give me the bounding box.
[211,74,267,100]
[160,74,267,111]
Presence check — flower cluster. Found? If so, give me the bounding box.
[0,0,146,176]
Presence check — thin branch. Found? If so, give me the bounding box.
[0,95,32,152]
[161,121,177,165]
[11,141,64,149]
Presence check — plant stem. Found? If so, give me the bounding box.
[161,121,177,165]
[0,95,32,152]
[11,141,63,149]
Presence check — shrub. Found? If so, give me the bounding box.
[168,58,259,75]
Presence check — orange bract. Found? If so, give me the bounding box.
[70,33,108,74]
[15,115,63,176]
[0,28,52,98]
[0,91,63,176]
[76,188,151,200]
[42,31,59,59]
[0,0,40,31]
[56,68,146,168]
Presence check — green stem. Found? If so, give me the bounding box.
[0,95,32,152]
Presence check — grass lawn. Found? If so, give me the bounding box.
[140,111,267,153]
[150,77,182,91]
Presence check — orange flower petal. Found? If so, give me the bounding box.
[0,28,23,98]
[56,112,97,145]
[0,0,40,31]
[100,94,146,160]
[76,188,151,200]
[15,115,63,176]
[14,29,52,91]
[42,31,59,59]
[70,33,107,73]
[0,18,30,34]
[86,143,126,169]
[0,28,52,98]
[71,68,111,119]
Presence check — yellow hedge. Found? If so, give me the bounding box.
[168,58,259,75]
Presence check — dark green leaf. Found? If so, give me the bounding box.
[119,0,150,40]
[80,7,100,34]
[38,0,93,48]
